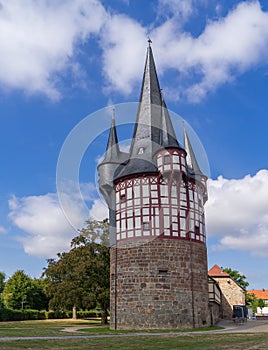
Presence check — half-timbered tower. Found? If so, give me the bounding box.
[98,42,209,329]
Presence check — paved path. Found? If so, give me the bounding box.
[1,320,268,341]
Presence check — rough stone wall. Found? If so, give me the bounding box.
[110,238,209,329]
[211,277,245,319]
[209,302,221,325]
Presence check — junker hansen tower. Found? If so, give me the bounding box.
[98,42,209,329]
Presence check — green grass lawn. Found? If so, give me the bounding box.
[0,320,267,349]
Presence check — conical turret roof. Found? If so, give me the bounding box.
[102,115,120,163]
[184,128,204,178]
[115,41,180,179]
[160,97,180,148]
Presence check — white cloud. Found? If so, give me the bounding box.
[8,193,87,257]
[7,179,109,257]
[0,0,107,99]
[100,13,147,94]
[0,1,267,101]
[157,0,194,22]
[206,169,268,257]
[100,1,268,102]
[89,198,108,220]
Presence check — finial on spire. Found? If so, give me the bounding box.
[147,36,152,46]
[112,106,115,121]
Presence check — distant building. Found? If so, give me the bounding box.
[208,264,245,319]
[247,289,268,315]
[98,41,209,330]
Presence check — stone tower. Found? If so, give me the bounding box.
[98,42,209,330]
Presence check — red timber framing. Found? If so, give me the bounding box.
[115,148,206,244]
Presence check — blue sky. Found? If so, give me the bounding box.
[0,0,268,289]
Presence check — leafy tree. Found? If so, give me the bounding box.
[0,272,5,294]
[0,271,5,308]
[223,267,249,290]
[78,219,109,246]
[258,298,265,314]
[246,292,258,313]
[2,270,47,310]
[43,234,110,324]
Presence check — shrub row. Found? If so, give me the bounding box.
[0,308,101,321]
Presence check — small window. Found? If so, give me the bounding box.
[120,194,126,202]
[194,225,200,234]
[138,147,144,154]
[158,268,168,274]
[164,155,170,164]
[143,222,150,230]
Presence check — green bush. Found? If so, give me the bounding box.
[77,310,101,318]
[0,308,46,321]
[44,311,71,319]
[0,308,101,321]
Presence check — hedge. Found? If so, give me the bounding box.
[0,308,101,321]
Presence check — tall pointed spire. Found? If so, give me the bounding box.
[114,42,183,180]
[102,110,121,164]
[184,128,203,177]
[129,40,163,157]
[160,94,180,148]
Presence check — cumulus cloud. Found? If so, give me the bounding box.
[100,1,268,102]
[100,13,147,94]
[8,193,86,257]
[89,198,108,220]
[7,179,109,257]
[157,0,194,22]
[206,169,268,257]
[0,1,267,101]
[0,0,107,99]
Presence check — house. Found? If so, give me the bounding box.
[247,289,268,315]
[208,264,245,319]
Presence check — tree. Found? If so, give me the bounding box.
[43,234,110,324]
[258,298,265,314]
[0,271,5,308]
[2,270,47,310]
[0,272,5,294]
[78,219,109,246]
[246,292,258,313]
[223,267,249,290]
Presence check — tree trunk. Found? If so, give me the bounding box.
[101,308,108,325]
[72,305,77,319]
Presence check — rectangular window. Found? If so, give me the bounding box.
[127,218,133,230]
[135,217,141,228]
[120,193,126,202]
[194,225,200,234]
[134,198,140,206]
[127,187,132,199]
[173,155,179,163]
[142,185,149,197]
[164,216,170,228]
[164,155,171,164]
[143,208,149,215]
[134,186,140,197]
[143,222,150,230]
